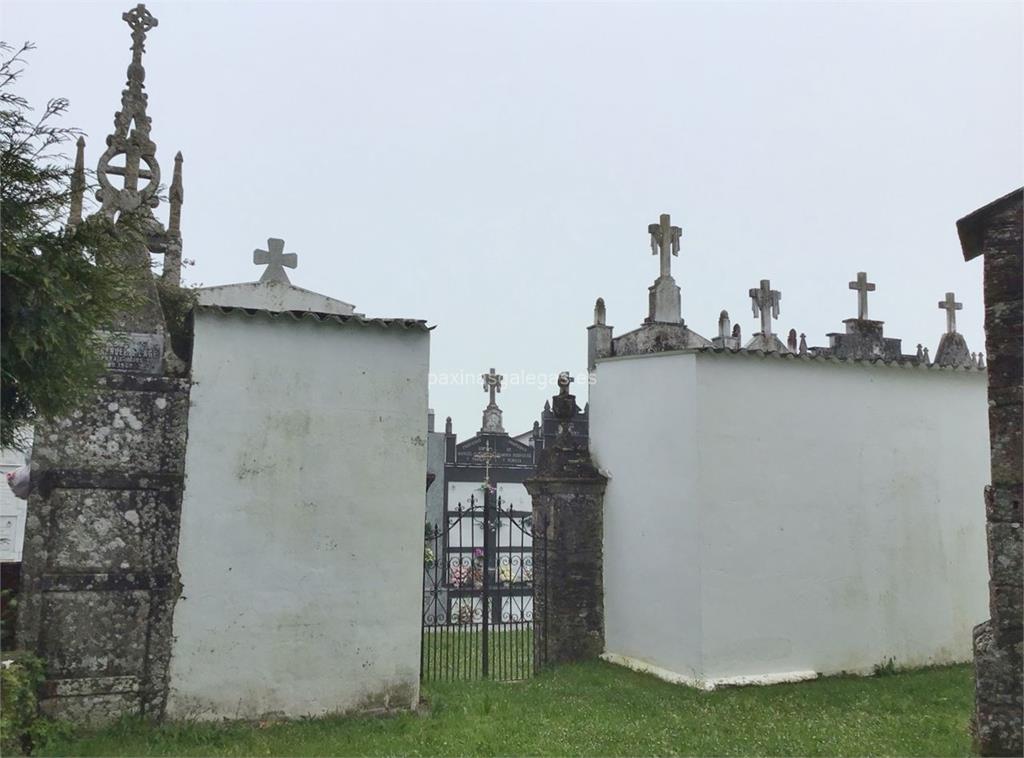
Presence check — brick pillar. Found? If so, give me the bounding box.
[958,188,1023,757]
[525,374,606,669]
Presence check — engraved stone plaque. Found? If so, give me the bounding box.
[100,331,164,374]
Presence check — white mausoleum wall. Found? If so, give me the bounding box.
[591,350,989,687]
[590,354,703,683]
[166,310,429,719]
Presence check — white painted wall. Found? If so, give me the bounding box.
[591,351,989,687]
[590,354,703,682]
[167,310,429,719]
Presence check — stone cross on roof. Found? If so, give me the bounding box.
[253,238,298,283]
[749,279,781,339]
[648,213,681,279]
[938,291,962,334]
[482,368,503,407]
[849,271,876,320]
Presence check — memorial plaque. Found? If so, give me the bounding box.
[100,331,164,374]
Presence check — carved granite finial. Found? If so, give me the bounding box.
[799,333,808,355]
[732,323,741,341]
[253,238,298,284]
[923,346,930,364]
[68,136,86,228]
[978,352,985,369]
[444,416,453,435]
[916,343,924,361]
[96,4,162,216]
[594,297,606,326]
[161,151,184,285]
[544,399,551,414]
[718,310,731,340]
[787,329,798,352]
[550,371,578,443]
[970,352,978,369]
[168,151,183,235]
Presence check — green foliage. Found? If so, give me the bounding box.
[0,652,73,756]
[0,42,151,448]
[37,661,974,757]
[874,656,898,676]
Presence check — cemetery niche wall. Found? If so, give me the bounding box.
[588,213,990,689]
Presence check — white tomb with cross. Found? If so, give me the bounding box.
[166,237,430,720]
[195,237,361,316]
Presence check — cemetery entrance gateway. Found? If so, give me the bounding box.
[421,483,544,681]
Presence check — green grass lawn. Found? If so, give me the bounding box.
[40,660,975,757]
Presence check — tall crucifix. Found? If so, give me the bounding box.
[938,292,962,334]
[749,279,782,340]
[849,271,876,320]
[648,213,682,279]
[253,238,298,283]
[481,368,503,407]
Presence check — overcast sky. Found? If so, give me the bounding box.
[4,0,1021,438]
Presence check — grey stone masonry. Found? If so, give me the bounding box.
[525,374,606,669]
[18,372,190,722]
[958,187,1023,757]
[827,319,904,361]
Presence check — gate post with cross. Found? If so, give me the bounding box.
[525,373,607,669]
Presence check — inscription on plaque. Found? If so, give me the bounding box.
[100,331,164,374]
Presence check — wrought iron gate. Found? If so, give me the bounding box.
[421,485,545,681]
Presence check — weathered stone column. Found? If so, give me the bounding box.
[525,373,606,669]
[958,187,1023,757]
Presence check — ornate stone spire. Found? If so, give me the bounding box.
[96,4,161,216]
[68,136,86,228]
[162,151,184,285]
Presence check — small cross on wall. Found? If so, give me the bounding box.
[253,238,298,284]
[938,292,962,334]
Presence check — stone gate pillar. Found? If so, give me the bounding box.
[958,187,1023,757]
[525,373,606,669]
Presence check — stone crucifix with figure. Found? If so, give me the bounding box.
[480,368,505,434]
[849,271,876,320]
[254,238,298,284]
[749,279,782,345]
[645,213,683,324]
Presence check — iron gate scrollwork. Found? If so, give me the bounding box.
[421,484,546,681]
